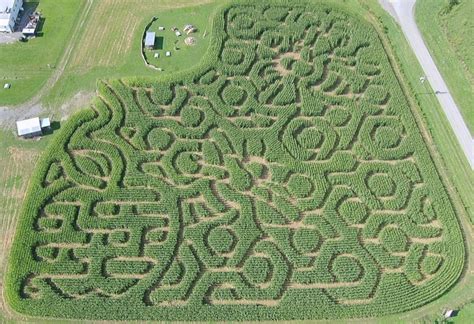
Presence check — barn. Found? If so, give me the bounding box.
[0,0,23,33]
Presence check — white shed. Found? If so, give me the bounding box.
[16,117,42,137]
[0,0,23,33]
[144,31,155,49]
[40,117,51,129]
[16,117,51,137]
[443,309,457,318]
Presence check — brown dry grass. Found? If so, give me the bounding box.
[0,147,39,317]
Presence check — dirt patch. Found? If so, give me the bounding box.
[272,52,302,76]
[0,90,94,131]
[0,104,44,129]
[58,91,95,121]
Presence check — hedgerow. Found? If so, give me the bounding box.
[6,0,464,321]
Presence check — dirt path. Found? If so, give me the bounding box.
[0,0,95,129]
[379,0,474,169]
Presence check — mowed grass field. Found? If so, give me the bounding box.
[43,0,216,108]
[416,0,474,134]
[0,0,84,106]
[68,0,214,70]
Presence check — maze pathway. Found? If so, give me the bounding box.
[6,2,464,321]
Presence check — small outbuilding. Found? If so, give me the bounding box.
[175,31,181,37]
[165,51,171,57]
[40,117,50,129]
[443,309,458,319]
[16,117,50,138]
[144,31,156,49]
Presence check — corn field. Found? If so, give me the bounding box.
[5,1,464,321]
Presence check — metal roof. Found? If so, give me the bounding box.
[0,0,21,20]
[145,32,155,46]
[0,0,18,13]
[16,117,42,136]
[40,117,50,128]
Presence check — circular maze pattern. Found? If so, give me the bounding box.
[7,2,464,321]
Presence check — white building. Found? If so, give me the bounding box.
[443,309,457,319]
[16,117,50,138]
[0,0,22,33]
[144,31,155,49]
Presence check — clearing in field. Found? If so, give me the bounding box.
[5,1,464,321]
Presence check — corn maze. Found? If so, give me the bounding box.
[6,2,465,321]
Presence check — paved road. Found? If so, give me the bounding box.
[380,0,474,169]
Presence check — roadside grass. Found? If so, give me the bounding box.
[43,0,217,108]
[355,2,474,321]
[415,0,474,134]
[0,0,84,106]
[7,0,464,319]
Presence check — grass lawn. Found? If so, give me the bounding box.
[415,0,474,134]
[144,7,213,72]
[452,301,474,323]
[0,0,85,106]
[43,0,216,108]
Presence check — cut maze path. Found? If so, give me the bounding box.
[2,1,468,322]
